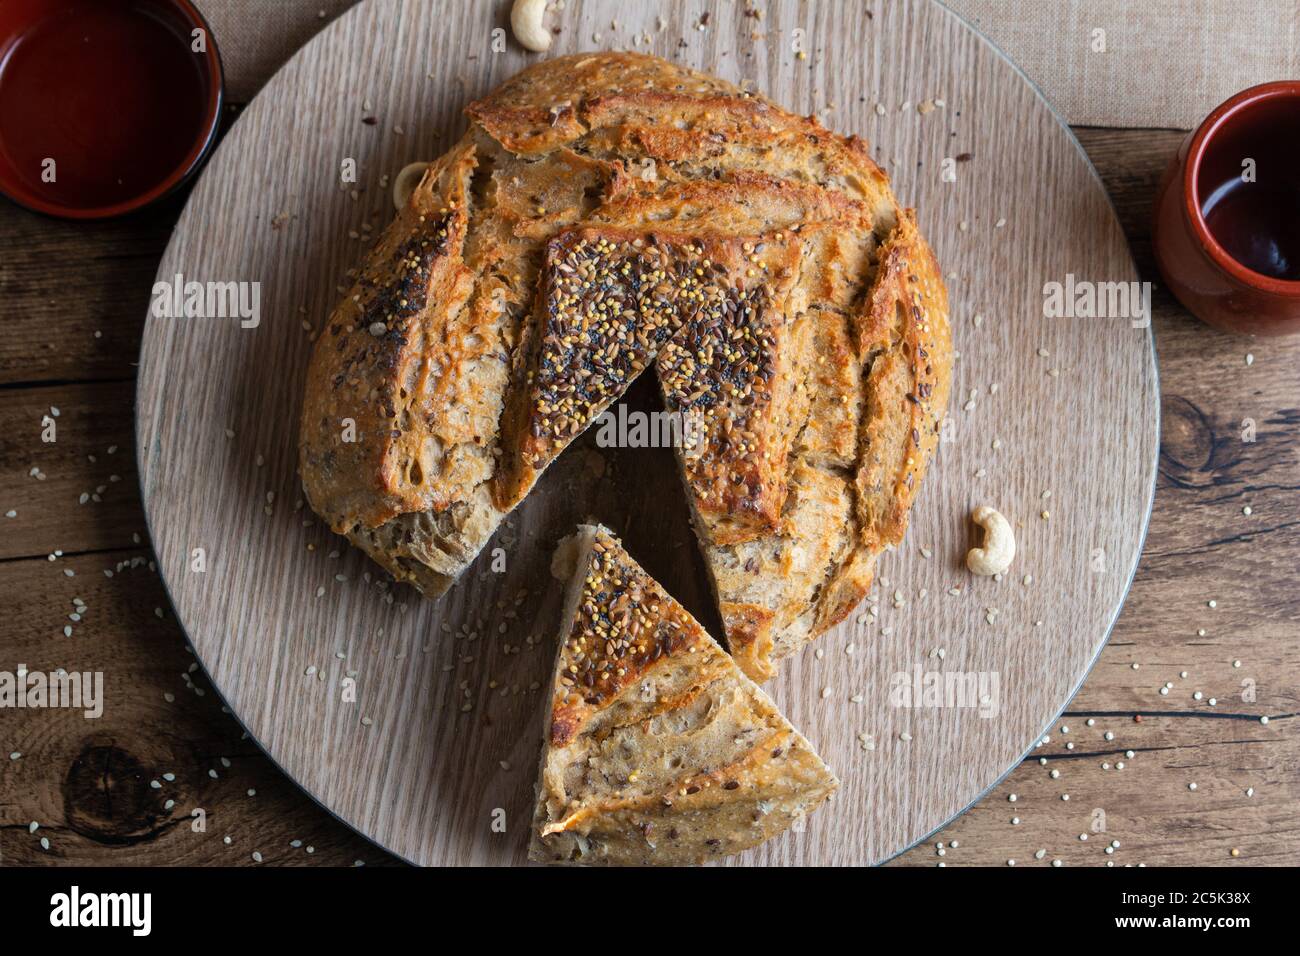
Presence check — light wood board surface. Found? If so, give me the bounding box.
[134,0,1158,865]
[201,0,1300,130]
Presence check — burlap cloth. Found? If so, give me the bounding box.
[197,0,1299,129]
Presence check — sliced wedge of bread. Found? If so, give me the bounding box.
[530,524,839,865]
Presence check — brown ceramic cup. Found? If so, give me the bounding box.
[0,0,223,219]
[1152,81,1300,336]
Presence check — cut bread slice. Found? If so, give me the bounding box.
[530,524,839,866]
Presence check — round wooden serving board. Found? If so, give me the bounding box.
[137,0,1158,865]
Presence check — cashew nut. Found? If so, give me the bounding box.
[392,161,430,210]
[511,0,552,53]
[966,505,1015,576]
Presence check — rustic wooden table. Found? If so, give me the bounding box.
[0,25,1296,867]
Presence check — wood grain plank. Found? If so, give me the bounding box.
[0,549,386,866]
[0,202,175,386]
[0,108,241,388]
[891,714,1297,866]
[0,382,146,560]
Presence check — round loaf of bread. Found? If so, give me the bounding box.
[299,53,952,682]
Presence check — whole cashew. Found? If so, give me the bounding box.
[511,0,552,53]
[392,161,430,211]
[966,505,1015,576]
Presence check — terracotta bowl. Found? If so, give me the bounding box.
[0,0,223,219]
[1153,81,1300,336]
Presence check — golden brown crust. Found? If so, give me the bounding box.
[299,52,951,676]
[854,210,952,553]
[300,144,476,531]
[719,602,777,683]
[531,526,838,865]
[466,54,742,155]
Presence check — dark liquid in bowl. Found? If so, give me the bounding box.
[1196,100,1300,282]
[0,0,209,210]
[1203,178,1300,281]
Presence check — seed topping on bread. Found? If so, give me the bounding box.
[557,528,698,713]
[525,233,686,465]
[657,280,781,521]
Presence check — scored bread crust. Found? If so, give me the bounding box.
[530,525,838,865]
[299,52,952,679]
